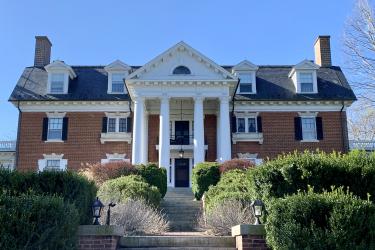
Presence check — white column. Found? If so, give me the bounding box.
[158,96,170,169]
[132,96,144,165]
[193,96,205,165]
[140,111,148,164]
[219,96,231,161]
[216,111,221,161]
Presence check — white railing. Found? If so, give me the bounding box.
[349,140,375,151]
[0,141,16,152]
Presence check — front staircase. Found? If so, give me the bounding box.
[160,188,202,232]
[118,188,237,250]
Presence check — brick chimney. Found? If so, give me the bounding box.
[314,35,332,67]
[34,36,52,67]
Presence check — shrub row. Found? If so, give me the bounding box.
[0,194,79,250]
[266,188,375,250]
[0,170,96,224]
[82,162,167,198]
[192,162,220,200]
[98,175,161,207]
[248,150,375,203]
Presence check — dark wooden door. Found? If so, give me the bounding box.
[175,121,189,145]
[175,158,190,187]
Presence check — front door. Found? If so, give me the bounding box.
[175,121,189,145]
[175,158,190,187]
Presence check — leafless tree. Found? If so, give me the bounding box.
[348,99,375,140]
[344,0,375,102]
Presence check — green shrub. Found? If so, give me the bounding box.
[192,162,220,200]
[137,163,167,198]
[0,194,79,250]
[98,175,161,206]
[0,170,97,224]
[204,170,255,211]
[266,188,375,250]
[248,150,375,203]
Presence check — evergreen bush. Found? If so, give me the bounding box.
[192,162,220,200]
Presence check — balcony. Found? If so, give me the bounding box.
[156,135,208,150]
[232,132,263,144]
[100,132,132,144]
[0,141,16,152]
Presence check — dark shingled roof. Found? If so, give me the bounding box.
[9,65,356,102]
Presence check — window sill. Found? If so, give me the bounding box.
[232,132,263,144]
[45,139,64,143]
[100,132,131,144]
[300,139,319,143]
[238,92,256,94]
[107,92,127,94]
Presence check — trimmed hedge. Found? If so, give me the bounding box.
[248,150,375,203]
[204,170,255,211]
[137,163,167,198]
[266,189,375,250]
[0,170,97,224]
[192,162,220,200]
[0,194,79,250]
[98,175,161,206]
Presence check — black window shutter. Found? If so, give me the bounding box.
[316,117,323,140]
[127,117,132,132]
[62,117,68,141]
[294,117,302,140]
[102,117,108,133]
[231,115,237,133]
[42,118,48,141]
[257,116,262,133]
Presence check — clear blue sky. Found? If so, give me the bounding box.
[0,0,357,140]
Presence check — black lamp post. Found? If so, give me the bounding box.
[92,197,104,225]
[250,199,264,225]
[106,202,116,225]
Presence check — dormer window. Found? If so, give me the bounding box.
[289,60,319,94]
[45,60,76,95]
[50,73,65,93]
[111,73,125,93]
[173,66,191,75]
[299,72,314,93]
[104,60,131,94]
[238,73,254,93]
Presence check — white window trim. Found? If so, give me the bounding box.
[47,71,70,94]
[235,71,257,94]
[105,112,130,133]
[169,64,194,76]
[38,153,67,172]
[45,112,66,143]
[292,70,318,94]
[300,116,318,142]
[101,113,131,144]
[107,71,128,94]
[101,153,130,164]
[235,113,259,133]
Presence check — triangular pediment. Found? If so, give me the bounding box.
[293,59,320,70]
[104,60,131,72]
[232,60,259,72]
[127,41,237,81]
[44,60,76,79]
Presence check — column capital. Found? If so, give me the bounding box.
[160,94,170,103]
[133,96,145,103]
[219,95,231,103]
[193,95,205,102]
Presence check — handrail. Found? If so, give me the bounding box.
[349,140,375,151]
[0,141,16,151]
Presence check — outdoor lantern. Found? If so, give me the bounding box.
[92,197,104,225]
[106,202,116,226]
[250,199,264,225]
[179,147,184,158]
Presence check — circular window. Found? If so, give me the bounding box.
[173,65,191,75]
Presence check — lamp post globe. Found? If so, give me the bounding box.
[92,197,104,225]
[250,199,264,225]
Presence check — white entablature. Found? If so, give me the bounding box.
[125,41,238,99]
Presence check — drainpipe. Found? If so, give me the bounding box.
[340,101,348,152]
[14,101,22,170]
[230,79,240,158]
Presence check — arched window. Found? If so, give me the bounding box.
[173,65,191,75]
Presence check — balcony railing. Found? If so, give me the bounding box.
[349,140,375,151]
[0,141,16,152]
[157,135,207,145]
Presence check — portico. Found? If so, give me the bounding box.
[125,41,238,187]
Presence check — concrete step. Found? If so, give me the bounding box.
[118,236,236,248]
[119,247,236,250]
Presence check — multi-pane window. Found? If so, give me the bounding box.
[237,118,246,132]
[50,73,65,93]
[107,117,128,133]
[301,117,317,140]
[111,73,125,93]
[47,118,63,140]
[45,159,61,171]
[237,117,257,133]
[119,118,127,132]
[300,73,314,93]
[108,118,117,132]
[239,73,253,93]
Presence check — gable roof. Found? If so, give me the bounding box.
[8,65,356,102]
[127,41,237,80]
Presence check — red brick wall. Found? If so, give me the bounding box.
[232,111,347,159]
[235,235,269,250]
[148,115,160,163]
[204,114,217,161]
[78,235,119,250]
[17,112,132,171]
